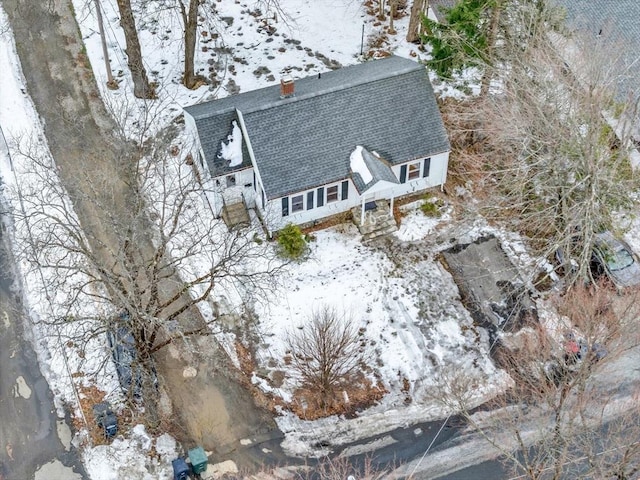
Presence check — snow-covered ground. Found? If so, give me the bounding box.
[74,0,423,134]
[4,0,640,478]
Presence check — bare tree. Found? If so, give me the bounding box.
[116,0,155,98]
[406,0,427,43]
[93,0,117,89]
[9,118,284,421]
[176,0,288,89]
[177,0,206,89]
[441,2,640,283]
[491,29,638,282]
[377,0,386,20]
[431,285,640,479]
[286,306,369,412]
[388,0,400,35]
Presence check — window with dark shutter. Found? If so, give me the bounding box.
[341,181,349,200]
[317,187,325,207]
[261,189,266,208]
[408,162,421,180]
[327,185,339,203]
[281,197,289,217]
[400,165,407,183]
[423,158,431,177]
[307,191,314,210]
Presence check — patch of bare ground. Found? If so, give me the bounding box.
[74,385,144,445]
[440,97,496,201]
[235,340,285,413]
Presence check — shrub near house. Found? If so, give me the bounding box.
[277,224,308,260]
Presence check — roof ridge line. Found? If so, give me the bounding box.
[242,61,425,115]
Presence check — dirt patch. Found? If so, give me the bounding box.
[74,385,146,446]
[154,337,277,458]
[289,375,387,421]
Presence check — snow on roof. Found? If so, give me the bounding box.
[218,120,243,168]
[349,145,373,184]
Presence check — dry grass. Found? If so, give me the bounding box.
[289,374,387,420]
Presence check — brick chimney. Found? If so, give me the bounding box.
[280,75,294,98]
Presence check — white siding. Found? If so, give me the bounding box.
[216,167,256,209]
[261,150,450,233]
[389,151,449,196]
[263,180,361,233]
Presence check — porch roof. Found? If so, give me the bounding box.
[351,148,400,194]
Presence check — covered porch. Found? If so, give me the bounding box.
[349,146,400,241]
[351,198,398,241]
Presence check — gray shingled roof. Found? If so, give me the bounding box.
[184,55,450,200]
[351,148,399,194]
[429,0,458,23]
[552,0,640,110]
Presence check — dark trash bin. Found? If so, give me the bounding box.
[92,402,117,438]
[172,457,190,480]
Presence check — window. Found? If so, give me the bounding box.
[307,191,314,210]
[327,185,339,203]
[226,175,236,187]
[281,197,289,217]
[317,187,325,207]
[408,162,421,180]
[292,195,304,213]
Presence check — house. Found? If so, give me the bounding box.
[183,55,451,236]
[550,0,640,166]
[552,0,640,103]
[427,0,458,23]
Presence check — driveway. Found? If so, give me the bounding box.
[440,235,538,338]
[1,0,279,468]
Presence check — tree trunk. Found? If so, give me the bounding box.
[179,0,200,89]
[389,0,397,34]
[406,0,427,43]
[116,0,154,99]
[378,0,386,20]
[94,0,117,88]
[480,0,502,96]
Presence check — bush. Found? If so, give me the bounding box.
[277,224,308,259]
[420,198,442,217]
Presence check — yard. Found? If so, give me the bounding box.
[2,0,640,478]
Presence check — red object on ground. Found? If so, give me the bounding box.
[565,340,580,354]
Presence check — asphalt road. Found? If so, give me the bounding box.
[0,179,86,478]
